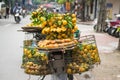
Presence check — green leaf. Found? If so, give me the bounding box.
[67,23,72,29]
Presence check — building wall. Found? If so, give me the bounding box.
[86,0,99,20]
[106,0,120,19]
[84,0,120,20]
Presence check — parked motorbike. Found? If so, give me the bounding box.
[14,9,22,23]
[104,14,120,38]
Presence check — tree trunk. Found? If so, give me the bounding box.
[81,0,85,21]
[118,38,120,50]
[96,0,107,32]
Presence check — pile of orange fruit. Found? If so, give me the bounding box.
[25,9,78,40]
[66,43,100,74]
[42,13,78,40]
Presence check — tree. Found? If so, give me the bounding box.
[117,28,120,50]
[81,0,85,21]
[57,0,74,4]
[118,38,120,50]
[2,0,9,6]
[96,0,107,32]
[33,0,41,5]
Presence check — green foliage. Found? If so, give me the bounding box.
[57,0,65,4]
[33,0,41,5]
[2,0,9,5]
[57,0,74,4]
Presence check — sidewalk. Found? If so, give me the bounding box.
[74,24,120,80]
[77,19,94,25]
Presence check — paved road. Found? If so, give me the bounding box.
[0,15,119,80]
[0,15,52,80]
[0,15,78,80]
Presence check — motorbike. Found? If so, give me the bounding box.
[14,9,22,23]
[104,14,120,38]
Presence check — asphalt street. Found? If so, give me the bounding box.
[0,15,52,80]
[0,15,119,80]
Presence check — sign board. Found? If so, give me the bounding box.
[106,3,113,8]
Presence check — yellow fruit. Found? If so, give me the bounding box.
[71,29,75,33]
[61,26,66,32]
[74,25,78,31]
[67,68,72,74]
[91,52,95,57]
[28,54,32,58]
[84,49,88,53]
[50,25,54,28]
[27,62,33,66]
[42,56,48,61]
[83,54,87,58]
[32,12,37,15]
[71,13,76,18]
[53,24,57,28]
[40,17,46,21]
[72,18,76,23]
[62,20,67,25]
[33,52,40,57]
[57,35,62,39]
[40,53,45,57]
[23,48,27,54]
[57,28,61,33]
[45,28,50,33]
[58,16,62,20]
[42,29,45,34]
[79,67,85,72]
[86,44,91,50]
[68,63,73,68]
[62,34,66,37]
[48,22,52,26]
[92,44,97,49]
[66,13,70,16]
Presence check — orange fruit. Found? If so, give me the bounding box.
[58,17,62,20]
[72,18,76,23]
[62,20,67,25]
[84,49,88,53]
[40,17,46,21]
[67,68,72,74]
[71,29,75,33]
[48,22,52,26]
[74,25,78,31]
[86,45,91,50]
[79,67,85,72]
[91,52,95,57]
[41,21,47,28]
[72,13,76,18]
[28,54,32,58]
